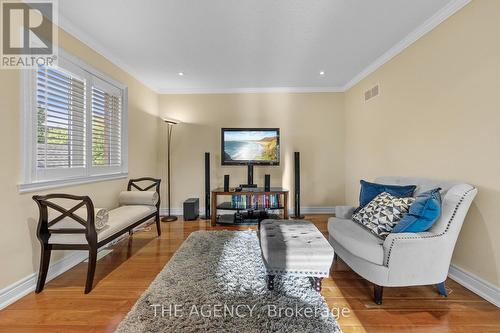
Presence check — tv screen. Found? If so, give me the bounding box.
[221,128,280,165]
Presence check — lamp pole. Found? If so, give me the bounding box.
[161,119,178,222]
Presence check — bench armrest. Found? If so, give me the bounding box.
[33,194,97,244]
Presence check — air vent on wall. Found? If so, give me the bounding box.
[364,84,380,102]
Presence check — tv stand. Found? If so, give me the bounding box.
[211,187,288,226]
[240,164,257,188]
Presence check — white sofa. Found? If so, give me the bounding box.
[328,176,477,304]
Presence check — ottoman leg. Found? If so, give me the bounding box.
[267,275,275,290]
[313,277,323,292]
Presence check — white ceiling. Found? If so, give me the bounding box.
[58,0,468,93]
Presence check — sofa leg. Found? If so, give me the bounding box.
[436,282,448,297]
[156,213,161,236]
[313,277,323,292]
[35,245,51,293]
[374,285,384,305]
[85,247,97,294]
[267,275,275,290]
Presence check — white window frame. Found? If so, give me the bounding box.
[19,48,128,193]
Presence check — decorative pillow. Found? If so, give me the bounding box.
[358,180,416,210]
[393,188,442,233]
[353,192,415,239]
[118,191,159,206]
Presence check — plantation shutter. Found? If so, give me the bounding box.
[91,78,122,167]
[36,67,86,170]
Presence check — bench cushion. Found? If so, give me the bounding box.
[48,205,156,245]
[327,217,384,265]
[259,219,334,277]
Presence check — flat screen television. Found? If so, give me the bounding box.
[221,128,280,165]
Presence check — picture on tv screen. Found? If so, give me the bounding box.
[222,128,279,165]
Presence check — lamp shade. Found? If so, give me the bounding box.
[162,118,180,125]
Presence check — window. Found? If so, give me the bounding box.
[20,50,128,192]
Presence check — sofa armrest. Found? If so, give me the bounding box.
[382,232,453,284]
[335,206,356,219]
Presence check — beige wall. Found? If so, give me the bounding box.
[158,93,345,211]
[344,0,500,287]
[0,28,161,290]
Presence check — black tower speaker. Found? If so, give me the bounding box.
[247,164,254,186]
[293,152,305,219]
[264,174,271,191]
[201,152,211,220]
[224,175,230,192]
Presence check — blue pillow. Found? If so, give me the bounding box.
[393,188,442,233]
[358,180,417,209]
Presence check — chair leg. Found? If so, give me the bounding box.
[267,275,275,290]
[374,284,384,305]
[436,281,448,297]
[156,212,161,236]
[85,247,98,294]
[313,277,323,292]
[35,245,51,293]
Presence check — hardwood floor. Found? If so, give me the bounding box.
[0,215,499,332]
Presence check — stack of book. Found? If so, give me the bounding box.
[230,194,282,209]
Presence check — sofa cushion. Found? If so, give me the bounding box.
[353,192,414,239]
[49,205,156,245]
[328,217,384,265]
[393,188,442,233]
[358,180,416,209]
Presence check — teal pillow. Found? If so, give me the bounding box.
[393,188,442,233]
[358,180,417,209]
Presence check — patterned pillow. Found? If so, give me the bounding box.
[352,192,415,239]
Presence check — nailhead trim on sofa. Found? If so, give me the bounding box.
[385,187,476,267]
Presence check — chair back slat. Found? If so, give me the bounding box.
[44,200,87,227]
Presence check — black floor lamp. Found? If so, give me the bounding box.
[161,118,179,222]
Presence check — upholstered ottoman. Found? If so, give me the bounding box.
[259,219,335,291]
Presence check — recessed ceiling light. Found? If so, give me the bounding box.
[319,71,325,76]
[178,72,184,76]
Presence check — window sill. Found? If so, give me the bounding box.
[18,173,128,194]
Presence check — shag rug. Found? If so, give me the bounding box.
[115,230,342,333]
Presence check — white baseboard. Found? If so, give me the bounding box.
[161,206,336,217]
[295,206,336,214]
[448,264,500,308]
[0,234,131,311]
[0,251,88,310]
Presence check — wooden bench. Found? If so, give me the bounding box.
[33,178,161,293]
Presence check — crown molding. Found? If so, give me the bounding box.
[58,13,160,93]
[157,86,344,95]
[58,0,471,95]
[342,0,471,91]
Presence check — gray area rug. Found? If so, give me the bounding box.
[115,230,342,333]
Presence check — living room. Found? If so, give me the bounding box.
[0,0,499,332]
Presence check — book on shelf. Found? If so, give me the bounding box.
[230,194,281,209]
